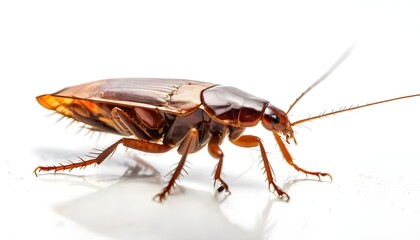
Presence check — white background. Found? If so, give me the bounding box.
[1,1,420,239]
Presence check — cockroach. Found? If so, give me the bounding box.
[34,48,420,202]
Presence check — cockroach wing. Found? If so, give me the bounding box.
[37,78,217,118]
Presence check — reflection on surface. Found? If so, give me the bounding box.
[52,172,273,240]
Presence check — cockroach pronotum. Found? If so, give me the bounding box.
[34,48,420,202]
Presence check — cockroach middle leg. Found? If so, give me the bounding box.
[208,132,231,194]
[34,138,171,176]
[230,135,290,201]
[273,133,332,181]
[153,128,199,202]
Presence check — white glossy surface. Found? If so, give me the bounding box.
[1,1,420,240]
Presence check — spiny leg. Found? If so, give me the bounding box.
[154,128,199,202]
[34,105,171,175]
[34,138,172,176]
[273,133,332,181]
[230,135,290,201]
[208,132,230,194]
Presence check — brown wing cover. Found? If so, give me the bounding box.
[37,78,217,119]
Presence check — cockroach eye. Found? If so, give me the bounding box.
[261,104,289,132]
[271,115,280,124]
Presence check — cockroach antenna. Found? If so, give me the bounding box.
[292,93,420,126]
[289,44,420,126]
[286,44,356,115]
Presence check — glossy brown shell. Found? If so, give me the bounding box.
[201,85,269,127]
[37,78,217,120]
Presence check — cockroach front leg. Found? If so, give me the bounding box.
[273,133,332,181]
[230,135,290,201]
[208,132,231,195]
[34,138,171,175]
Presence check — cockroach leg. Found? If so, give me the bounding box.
[153,128,199,202]
[111,107,154,140]
[273,133,332,181]
[208,132,231,195]
[230,135,290,201]
[34,138,171,176]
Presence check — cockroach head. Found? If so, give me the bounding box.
[262,104,296,144]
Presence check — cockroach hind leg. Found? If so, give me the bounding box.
[33,166,41,177]
[33,139,127,176]
[153,186,171,203]
[33,140,122,176]
[33,158,100,176]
